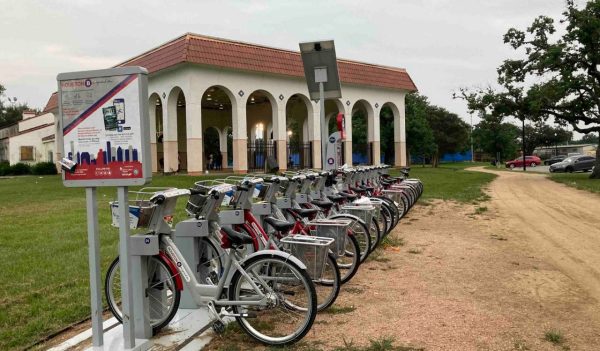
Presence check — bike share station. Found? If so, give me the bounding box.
[52,67,213,351]
[51,39,345,351]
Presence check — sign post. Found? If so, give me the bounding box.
[299,40,341,170]
[57,67,151,349]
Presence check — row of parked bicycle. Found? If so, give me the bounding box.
[105,164,423,346]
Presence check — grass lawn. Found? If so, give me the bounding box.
[393,162,496,203]
[0,164,495,350]
[549,172,600,195]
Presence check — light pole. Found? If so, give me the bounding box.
[470,112,474,162]
[521,118,526,172]
[554,131,558,157]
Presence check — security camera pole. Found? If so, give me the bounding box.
[299,40,342,169]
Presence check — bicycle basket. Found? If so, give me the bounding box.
[341,205,375,227]
[307,218,351,257]
[110,200,157,229]
[280,235,334,280]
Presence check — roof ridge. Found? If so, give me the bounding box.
[164,33,408,73]
[114,34,188,68]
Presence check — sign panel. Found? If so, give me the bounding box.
[325,131,343,170]
[57,67,151,187]
[299,40,342,101]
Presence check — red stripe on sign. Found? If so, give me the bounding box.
[63,74,137,135]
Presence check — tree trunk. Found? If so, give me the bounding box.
[590,137,600,179]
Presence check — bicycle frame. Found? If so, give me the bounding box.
[158,233,270,307]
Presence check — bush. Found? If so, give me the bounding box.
[10,163,32,175]
[0,161,10,176]
[32,162,58,175]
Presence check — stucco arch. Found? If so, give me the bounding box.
[380,102,400,165]
[351,100,375,165]
[148,92,162,172]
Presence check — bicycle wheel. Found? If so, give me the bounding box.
[228,254,317,346]
[330,214,371,262]
[337,233,361,284]
[314,252,341,311]
[105,255,181,334]
[197,237,223,285]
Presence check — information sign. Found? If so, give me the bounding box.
[58,67,151,187]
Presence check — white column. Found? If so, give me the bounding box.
[274,100,287,170]
[162,96,178,173]
[148,100,158,173]
[232,98,247,173]
[395,94,407,166]
[372,104,381,165]
[186,98,203,174]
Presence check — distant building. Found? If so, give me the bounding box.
[534,144,597,158]
[0,108,56,165]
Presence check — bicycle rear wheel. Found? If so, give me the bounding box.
[314,252,341,311]
[105,255,181,334]
[228,254,317,346]
[336,234,361,284]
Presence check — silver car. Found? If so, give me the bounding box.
[549,155,596,173]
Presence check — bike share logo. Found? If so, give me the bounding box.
[84,79,92,87]
[166,246,191,282]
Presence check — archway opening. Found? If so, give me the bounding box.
[380,103,396,165]
[246,91,275,171]
[150,94,164,172]
[176,91,187,171]
[201,86,233,171]
[351,101,370,165]
[285,94,311,169]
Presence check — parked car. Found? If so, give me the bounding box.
[505,156,542,169]
[544,155,567,166]
[549,155,596,173]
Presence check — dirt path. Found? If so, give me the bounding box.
[475,167,600,304]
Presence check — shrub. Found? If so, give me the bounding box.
[32,162,58,175]
[10,163,32,175]
[0,161,10,176]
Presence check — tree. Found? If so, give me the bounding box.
[0,83,29,128]
[405,93,437,165]
[425,106,470,166]
[472,113,520,161]
[498,0,600,178]
[524,122,572,155]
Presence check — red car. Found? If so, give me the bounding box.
[505,156,542,169]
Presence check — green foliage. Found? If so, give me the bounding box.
[524,121,572,155]
[0,161,10,176]
[406,93,469,166]
[0,82,30,128]
[472,113,520,161]
[9,162,31,175]
[380,105,395,164]
[461,0,600,177]
[405,93,437,163]
[31,162,58,175]
[352,109,368,153]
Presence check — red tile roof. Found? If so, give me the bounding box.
[117,33,418,92]
[44,33,417,113]
[43,92,58,113]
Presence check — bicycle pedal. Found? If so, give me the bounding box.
[212,320,226,334]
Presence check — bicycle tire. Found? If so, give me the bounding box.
[337,233,361,284]
[105,255,181,334]
[228,254,317,346]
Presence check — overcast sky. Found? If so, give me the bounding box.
[0,0,571,126]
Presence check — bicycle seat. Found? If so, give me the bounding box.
[264,216,295,233]
[221,226,254,246]
[339,191,358,200]
[327,194,346,203]
[291,208,318,218]
[349,186,367,194]
[311,199,334,210]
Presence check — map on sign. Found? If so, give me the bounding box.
[58,69,149,186]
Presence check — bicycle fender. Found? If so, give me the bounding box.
[159,251,184,291]
[240,249,307,271]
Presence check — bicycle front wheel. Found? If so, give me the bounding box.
[105,255,181,334]
[228,254,317,346]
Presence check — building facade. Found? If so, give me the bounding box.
[44,33,417,174]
